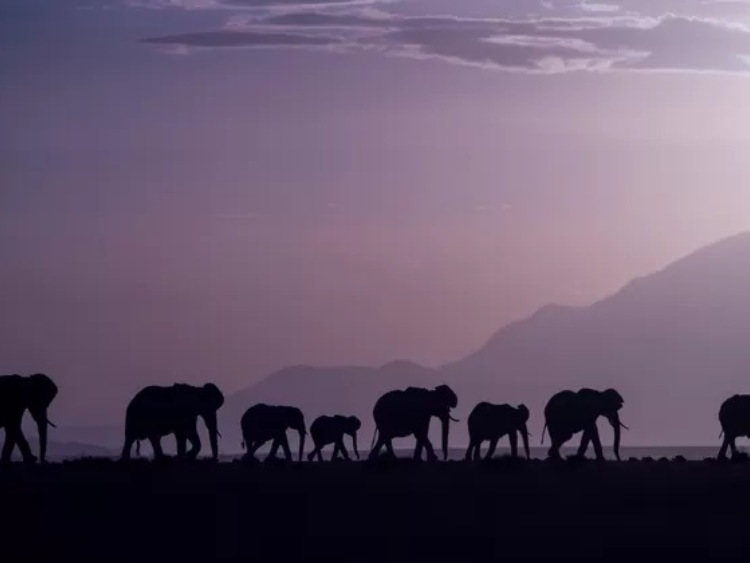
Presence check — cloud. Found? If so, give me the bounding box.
[137,3,750,74]
[141,30,339,47]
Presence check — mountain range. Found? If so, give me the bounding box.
[47,232,750,454]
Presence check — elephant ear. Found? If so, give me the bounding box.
[602,389,624,411]
[516,404,530,423]
[348,416,362,432]
[27,374,58,409]
[202,383,224,411]
[434,384,458,409]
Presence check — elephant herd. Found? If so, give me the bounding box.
[4,373,750,464]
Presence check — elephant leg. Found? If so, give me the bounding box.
[474,441,483,461]
[547,431,570,460]
[121,434,135,461]
[267,437,281,460]
[589,426,604,461]
[307,444,319,462]
[248,439,262,458]
[718,435,731,460]
[1,429,17,463]
[729,437,740,459]
[577,429,592,458]
[485,438,499,460]
[149,436,164,460]
[464,439,477,461]
[175,431,187,458]
[336,438,351,461]
[368,435,385,460]
[186,423,201,460]
[3,426,34,463]
[279,433,293,462]
[418,435,438,462]
[384,439,397,459]
[509,432,518,458]
[413,439,424,461]
[331,442,341,461]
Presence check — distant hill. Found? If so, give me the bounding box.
[225,232,750,451]
[57,232,750,454]
[442,231,750,446]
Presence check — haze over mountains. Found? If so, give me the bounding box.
[51,232,750,453]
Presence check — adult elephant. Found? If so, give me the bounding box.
[718,394,750,460]
[542,388,627,461]
[120,383,224,461]
[307,415,361,462]
[240,404,306,462]
[465,402,530,461]
[369,384,458,461]
[0,373,58,464]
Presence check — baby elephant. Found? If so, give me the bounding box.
[307,415,361,462]
[465,402,531,461]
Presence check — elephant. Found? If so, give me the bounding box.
[542,388,627,461]
[718,394,750,460]
[0,373,58,464]
[307,415,361,462]
[368,384,458,461]
[240,404,306,462]
[465,402,531,461]
[120,383,224,461]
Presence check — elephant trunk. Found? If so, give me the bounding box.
[38,417,48,464]
[520,424,531,460]
[351,432,360,460]
[30,407,50,463]
[609,412,622,461]
[203,411,219,461]
[441,414,450,461]
[298,430,306,462]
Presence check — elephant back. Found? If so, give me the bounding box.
[373,388,430,423]
[719,394,750,431]
[544,390,577,421]
[0,375,25,414]
[241,403,271,428]
[468,402,519,435]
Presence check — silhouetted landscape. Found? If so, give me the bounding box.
[5,457,750,559]
[6,0,750,559]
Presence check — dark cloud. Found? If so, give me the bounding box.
[139,8,750,73]
[226,0,376,6]
[141,30,338,47]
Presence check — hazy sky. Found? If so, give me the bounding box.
[2,0,750,425]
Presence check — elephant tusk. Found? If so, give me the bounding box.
[449,415,460,422]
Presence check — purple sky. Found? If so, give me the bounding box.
[2,0,750,425]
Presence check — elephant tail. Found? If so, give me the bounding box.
[241,440,246,450]
[370,427,378,449]
[541,423,547,445]
[135,440,141,456]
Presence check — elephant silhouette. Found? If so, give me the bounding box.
[718,394,750,460]
[0,373,58,464]
[542,388,627,461]
[369,384,458,461]
[120,383,225,461]
[240,404,306,462]
[307,415,361,462]
[465,402,530,461]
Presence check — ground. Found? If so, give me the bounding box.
[2,456,750,560]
